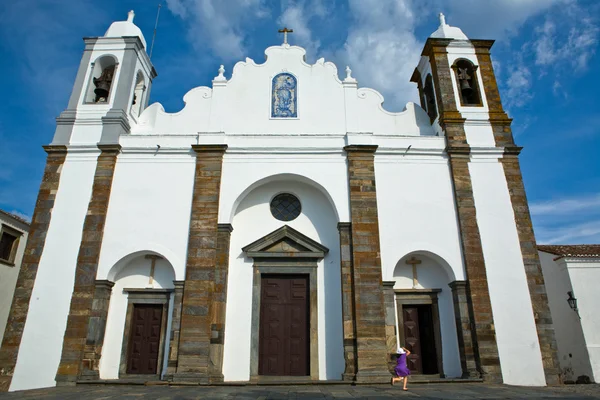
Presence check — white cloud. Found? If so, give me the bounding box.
[532,1,599,71]
[166,0,270,61]
[530,194,600,216]
[277,0,326,61]
[330,0,423,111]
[505,64,533,108]
[536,220,600,244]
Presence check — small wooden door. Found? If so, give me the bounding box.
[126,304,163,374]
[259,274,309,376]
[403,306,422,373]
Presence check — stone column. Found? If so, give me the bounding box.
[0,145,68,392]
[174,144,227,383]
[55,144,120,385]
[337,222,357,381]
[166,280,184,377]
[79,280,115,380]
[500,148,561,385]
[448,280,478,379]
[382,281,397,373]
[208,223,233,383]
[343,145,390,383]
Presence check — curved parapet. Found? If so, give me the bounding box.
[131,43,434,136]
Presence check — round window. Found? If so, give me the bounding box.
[270,193,302,221]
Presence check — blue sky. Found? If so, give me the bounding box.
[0,0,598,244]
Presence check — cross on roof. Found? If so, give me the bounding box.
[278,27,294,44]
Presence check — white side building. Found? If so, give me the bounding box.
[539,245,600,383]
[0,210,30,346]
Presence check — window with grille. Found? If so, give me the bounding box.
[270,193,302,221]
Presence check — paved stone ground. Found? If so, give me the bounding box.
[0,383,599,399]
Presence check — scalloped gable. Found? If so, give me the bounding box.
[135,44,434,136]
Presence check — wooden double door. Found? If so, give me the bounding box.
[402,305,439,375]
[126,304,163,374]
[258,274,310,376]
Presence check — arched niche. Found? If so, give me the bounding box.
[424,74,437,123]
[130,71,146,118]
[85,55,118,104]
[100,251,176,380]
[391,250,461,378]
[451,58,482,107]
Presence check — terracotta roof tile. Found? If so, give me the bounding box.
[0,209,31,226]
[538,244,600,258]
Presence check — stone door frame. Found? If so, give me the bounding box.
[242,225,329,382]
[395,289,444,378]
[119,288,173,379]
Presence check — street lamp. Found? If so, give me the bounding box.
[567,291,579,313]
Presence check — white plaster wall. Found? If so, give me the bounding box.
[10,152,98,391]
[100,255,175,379]
[563,258,600,382]
[222,179,344,381]
[375,156,465,282]
[96,152,195,281]
[219,153,350,224]
[0,216,28,346]
[392,253,462,377]
[469,159,546,386]
[538,251,594,381]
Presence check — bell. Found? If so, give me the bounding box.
[93,66,114,102]
[460,79,473,97]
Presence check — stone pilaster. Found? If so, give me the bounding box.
[79,280,115,380]
[174,144,227,383]
[446,146,501,382]
[337,222,357,381]
[166,280,184,377]
[382,281,397,373]
[56,144,120,385]
[208,223,233,383]
[0,145,68,392]
[448,280,478,379]
[424,38,502,382]
[501,147,561,385]
[343,145,390,383]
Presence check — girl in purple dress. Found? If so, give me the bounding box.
[391,346,411,390]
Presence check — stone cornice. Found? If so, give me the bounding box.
[97,144,122,154]
[503,146,523,156]
[470,39,496,52]
[445,144,471,157]
[217,223,234,233]
[421,38,453,57]
[343,144,378,153]
[42,145,68,154]
[191,144,228,153]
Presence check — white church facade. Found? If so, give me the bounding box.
[0,11,562,391]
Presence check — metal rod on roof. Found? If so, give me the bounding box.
[149,3,162,60]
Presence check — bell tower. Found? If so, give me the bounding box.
[411,14,561,386]
[52,10,157,145]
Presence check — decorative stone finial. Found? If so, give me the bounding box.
[439,12,446,26]
[128,10,135,22]
[343,65,356,83]
[214,64,226,81]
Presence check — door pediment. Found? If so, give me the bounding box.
[242,225,329,259]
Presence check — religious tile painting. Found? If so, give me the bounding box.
[271,73,297,118]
